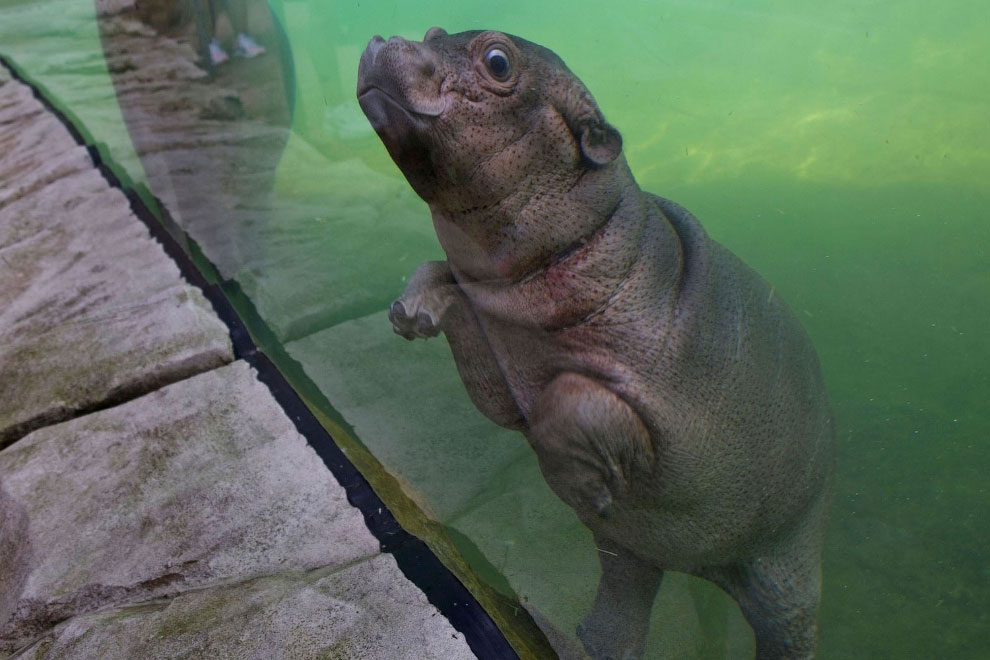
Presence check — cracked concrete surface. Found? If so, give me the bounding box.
[0,68,233,448]
[0,62,474,659]
[11,554,469,660]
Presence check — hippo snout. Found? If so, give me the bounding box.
[362,35,385,65]
[356,35,386,97]
[357,34,419,77]
[356,33,443,115]
[356,29,453,200]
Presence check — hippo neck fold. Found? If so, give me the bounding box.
[436,162,687,331]
[431,158,643,282]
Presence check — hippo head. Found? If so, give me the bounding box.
[357,28,622,206]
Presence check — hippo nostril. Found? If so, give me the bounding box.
[365,35,385,63]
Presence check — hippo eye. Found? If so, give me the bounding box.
[484,47,511,81]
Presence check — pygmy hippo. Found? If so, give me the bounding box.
[357,27,834,659]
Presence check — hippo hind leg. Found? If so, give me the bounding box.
[528,373,660,660]
[697,522,825,660]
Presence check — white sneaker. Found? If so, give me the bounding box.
[209,39,229,66]
[234,33,265,58]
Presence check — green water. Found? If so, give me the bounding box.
[1,0,987,657]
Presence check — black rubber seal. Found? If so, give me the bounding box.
[0,52,526,660]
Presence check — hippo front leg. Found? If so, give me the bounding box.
[528,373,660,659]
[389,260,457,339]
[391,261,525,430]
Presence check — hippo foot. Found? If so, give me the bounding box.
[390,262,457,339]
[389,298,441,339]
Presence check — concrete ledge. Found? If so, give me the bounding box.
[0,361,382,654]
[0,78,92,209]
[0,71,233,447]
[9,554,473,660]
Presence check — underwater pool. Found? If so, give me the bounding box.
[0,0,986,657]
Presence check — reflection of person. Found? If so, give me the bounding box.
[201,0,265,66]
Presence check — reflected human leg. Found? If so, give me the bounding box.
[213,0,265,58]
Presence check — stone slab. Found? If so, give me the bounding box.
[0,361,383,653]
[0,72,37,124]
[0,92,94,210]
[0,72,233,447]
[10,554,474,660]
[0,485,29,640]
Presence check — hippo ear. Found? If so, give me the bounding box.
[424,26,447,41]
[557,82,623,167]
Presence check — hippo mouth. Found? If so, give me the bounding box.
[357,84,435,158]
[357,85,443,118]
[356,35,444,131]
[357,36,446,199]
[358,87,414,140]
[357,84,441,199]
[356,85,443,162]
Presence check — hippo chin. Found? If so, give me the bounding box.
[358,27,834,660]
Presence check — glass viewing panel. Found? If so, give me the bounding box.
[1,0,987,657]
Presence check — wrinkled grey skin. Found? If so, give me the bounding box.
[358,28,834,660]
